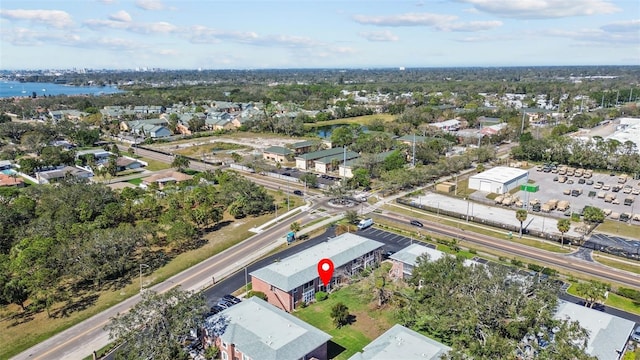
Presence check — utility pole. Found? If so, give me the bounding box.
[412,133,416,167]
[520,108,526,135]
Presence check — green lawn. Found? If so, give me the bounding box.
[127,177,143,185]
[594,220,640,239]
[566,283,640,315]
[294,285,394,359]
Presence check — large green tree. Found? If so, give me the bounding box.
[515,209,528,238]
[105,288,207,360]
[399,256,594,359]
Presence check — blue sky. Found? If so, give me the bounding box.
[1,0,639,70]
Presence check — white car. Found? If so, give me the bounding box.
[632,325,640,342]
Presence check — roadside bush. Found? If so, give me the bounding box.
[617,288,640,301]
[511,259,523,267]
[315,291,328,302]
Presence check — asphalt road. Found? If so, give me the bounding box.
[205,225,640,326]
[376,210,640,290]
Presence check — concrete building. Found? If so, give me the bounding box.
[204,297,331,360]
[388,243,442,279]
[295,147,358,172]
[553,300,636,360]
[349,324,451,360]
[263,146,293,163]
[468,166,529,194]
[250,233,384,312]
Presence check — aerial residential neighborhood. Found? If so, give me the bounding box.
[1,66,639,360]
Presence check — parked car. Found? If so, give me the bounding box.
[631,325,640,342]
[210,305,225,314]
[410,220,424,227]
[293,190,303,196]
[222,294,241,304]
[216,299,233,309]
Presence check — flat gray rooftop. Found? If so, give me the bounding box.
[349,324,451,360]
[209,297,331,360]
[250,233,383,291]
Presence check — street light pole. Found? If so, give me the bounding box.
[139,263,149,293]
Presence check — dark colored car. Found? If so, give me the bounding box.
[410,220,424,227]
[293,190,303,196]
[282,172,291,176]
[222,294,241,304]
[210,305,225,314]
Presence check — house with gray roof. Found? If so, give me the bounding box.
[314,150,359,174]
[250,233,383,312]
[389,243,481,280]
[349,324,451,360]
[289,140,321,155]
[553,300,636,360]
[204,297,331,360]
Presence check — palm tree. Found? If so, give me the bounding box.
[289,221,301,236]
[557,218,571,248]
[515,209,528,238]
[171,155,190,172]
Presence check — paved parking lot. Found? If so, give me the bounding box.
[523,168,640,223]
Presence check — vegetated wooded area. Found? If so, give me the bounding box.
[0,170,273,316]
[0,66,639,357]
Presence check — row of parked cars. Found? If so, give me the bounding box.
[206,294,242,317]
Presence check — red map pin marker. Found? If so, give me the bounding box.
[317,258,334,287]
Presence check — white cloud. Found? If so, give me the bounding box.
[544,27,639,45]
[186,25,318,48]
[455,0,619,19]
[601,19,640,33]
[353,12,457,27]
[84,18,177,34]
[135,0,165,11]
[438,20,502,32]
[0,9,74,28]
[358,30,399,42]
[109,10,132,22]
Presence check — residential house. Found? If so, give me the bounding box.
[141,170,193,189]
[250,233,383,312]
[430,119,461,132]
[36,166,93,184]
[263,146,293,163]
[553,300,636,360]
[295,147,353,171]
[0,173,24,187]
[115,157,144,171]
[0,160,12,170]
[120,118,168,133]
[75,148,112,164]
[204,297,331,360]
[349,324,451,360]
[133,105,163,115]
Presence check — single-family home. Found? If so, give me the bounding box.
[204,297,332,360]
[250,233,384,312]
[349,324,451,360]
[430,119,461,132]
[36,166,93,184]
[0,173,24,187]
[263,146,293,163]
[115,157,144,171]
[141,170,193,189]
[0,160,12,170]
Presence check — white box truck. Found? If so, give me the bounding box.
[357,218,374,230]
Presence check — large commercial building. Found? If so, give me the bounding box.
[250,233,384,312]
[468,166,529,194]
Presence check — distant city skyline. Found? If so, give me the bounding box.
[1,0,639,70]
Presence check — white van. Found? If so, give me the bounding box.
[357,218,373,230]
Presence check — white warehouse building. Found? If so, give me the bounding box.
[469,166,529,194]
